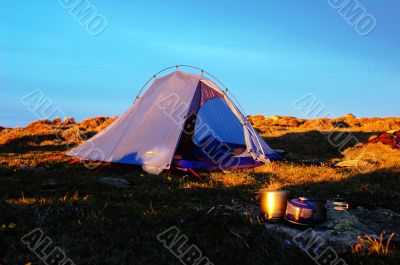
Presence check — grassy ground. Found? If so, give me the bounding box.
[0,116,399,264]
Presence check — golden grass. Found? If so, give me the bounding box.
[249,115,400,137]
[209,171,257,187]
[6,192,91,206]
[252,162,345,191]
[342,143,400,170]
[352,231,396,256]
[0,116,115,146]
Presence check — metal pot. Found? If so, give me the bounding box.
[309,199,327,223]
[285,197,314,226]
[258,190,289,222]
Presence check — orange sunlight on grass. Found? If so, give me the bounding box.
[352,231,396,256]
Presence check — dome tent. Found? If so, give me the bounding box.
[67,66,281,174]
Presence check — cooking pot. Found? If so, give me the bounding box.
[258,190,289,222]
[308,199,327,223]
[285,197,314,226]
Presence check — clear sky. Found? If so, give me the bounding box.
[1,0,399,127]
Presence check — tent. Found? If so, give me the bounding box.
[68,68,281,174]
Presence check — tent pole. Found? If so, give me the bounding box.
[188,168,202,180]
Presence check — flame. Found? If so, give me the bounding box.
[267,192,275,219]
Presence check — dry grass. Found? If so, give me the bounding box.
[5,192,91,206]
[342,143,400,170]
[249,114,400,137]
[352,231,396,256]
[1,115,399,265]
[0,116,116,146]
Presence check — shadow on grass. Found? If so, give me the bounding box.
[264,130,379,161]
[0,162,305,265]
[1,129,398,264]
[0,134,68,153]
[279,168,400,212]
[0,131,97,154]
[1,160,399,265]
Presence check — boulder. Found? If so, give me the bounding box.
[97,177,131,188]
[52,118,62,125]
[62,117,76,125]
[264,206,400,253]
[343,113,356,119]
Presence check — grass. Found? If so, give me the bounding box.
[352,231,396,256]
[0,115,399,264]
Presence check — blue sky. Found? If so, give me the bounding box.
[1,0,399,127]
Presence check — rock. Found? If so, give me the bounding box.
[335,159,378,169]
[97,177,131,188]
[41,179,59,193]
[52,118,62,125]
[34,167,45,173]
[264,206,400,253]
[343,113,356,119]
[269,115,280,121]
[351,207,400,241]
[19,164,30,171]
[27,119,51,128]
[333,121,350,128]
[62,117,76,125]
[273,149,286,154]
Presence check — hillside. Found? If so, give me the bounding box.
[0,115,399,264]
[1,114,399,163]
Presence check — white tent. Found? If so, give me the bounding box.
[68,68,280,174]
